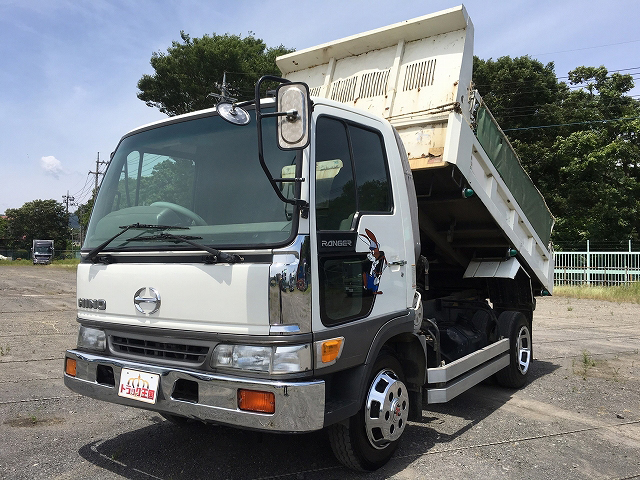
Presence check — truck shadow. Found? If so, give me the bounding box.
[78,359,559,480]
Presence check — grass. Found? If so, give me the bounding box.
[0,258,80,267]
[554,283,640,304]
[572,349,596,380]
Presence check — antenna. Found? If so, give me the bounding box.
[210,72,251,125]
[209,71,238,104]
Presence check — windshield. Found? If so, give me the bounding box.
[34,245,52,254]
[83,107,300,251]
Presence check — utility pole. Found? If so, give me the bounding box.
[62,190,74,216]
[88,152,109,197]
[62,190,75,254]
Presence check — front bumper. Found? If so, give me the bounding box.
[64,349,325,432]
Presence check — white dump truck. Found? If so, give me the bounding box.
[65,6,553,471]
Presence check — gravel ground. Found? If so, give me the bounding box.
[0,266,638,479]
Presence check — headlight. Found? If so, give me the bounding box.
[272,345,312,373]
[77,325,106,351]
[211,344,311,374]
[234,345,272,372]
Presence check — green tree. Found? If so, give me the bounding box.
[550,128,640,244]
[0,215,8,246]
[137,31,294,116]
[74,194,95,236]
[473,55,566,144]
[474,57,640,246]
[4,200,70,251]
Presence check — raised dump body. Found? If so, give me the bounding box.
[277,5,553,295]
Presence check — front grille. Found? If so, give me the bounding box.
[111,335,209,363]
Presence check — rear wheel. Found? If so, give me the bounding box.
[494,311,532,388]
[329,353,408,471]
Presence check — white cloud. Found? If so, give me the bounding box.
[40,155,63,178]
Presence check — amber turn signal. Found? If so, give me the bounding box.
[237,389,275,414]
[321,338,343,364]
[65,358,77,377]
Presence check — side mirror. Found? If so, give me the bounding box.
[254,75,311,213]
[276,83,311,150]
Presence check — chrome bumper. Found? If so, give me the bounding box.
[64,350,325,432]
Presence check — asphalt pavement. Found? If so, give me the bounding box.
[0,265,638,479]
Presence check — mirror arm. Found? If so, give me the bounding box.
[255,75,300,207]
[261,110,297,119]
[272,177,304,183]
[233,99,256,108]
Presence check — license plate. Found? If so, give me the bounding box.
[118,368,160,404]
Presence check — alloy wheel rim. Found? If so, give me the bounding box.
[364,369,409,449]
[517,325,532,374]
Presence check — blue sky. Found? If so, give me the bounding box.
[1,0,638,214]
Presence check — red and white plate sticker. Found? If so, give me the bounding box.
[118,368,160,404]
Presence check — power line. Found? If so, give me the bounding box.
[71,173,93,199]
[501,115,640,131]
[473,66,640,89]
[476,86,640,105]
[490,94,640,113]
[493,97,640,120]
[532,39,640,57]
[477,77,640,97]
[73,171,99,205]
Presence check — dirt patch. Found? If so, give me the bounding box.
[5,416,65,428]
[572,350,639,382]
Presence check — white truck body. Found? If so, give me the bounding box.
[65,6,553,471]
[277,5,553,293]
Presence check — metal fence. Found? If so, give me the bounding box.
[554,241,640,286]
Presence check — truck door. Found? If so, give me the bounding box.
[312,111,410,333]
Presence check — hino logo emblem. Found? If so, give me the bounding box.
[134,287,161,314]
[78,298,106,310]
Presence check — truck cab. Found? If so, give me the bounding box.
[32,239,54,264]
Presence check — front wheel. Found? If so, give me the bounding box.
[495,311,532,388]
[328,353,408,471]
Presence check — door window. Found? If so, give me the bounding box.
[349,125,391,213]
[315,118,356,231]
[315,116,392,325]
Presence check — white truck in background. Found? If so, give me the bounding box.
[64,6,553,471]
[32,239,54,264]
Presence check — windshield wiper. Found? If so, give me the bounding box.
[84,223,189,263]
[133,234,204,241]
[128,232,244,263]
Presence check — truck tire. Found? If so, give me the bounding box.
[328,353,409,471]
[494,311,531,388]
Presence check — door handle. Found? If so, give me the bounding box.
[388,260,407,266]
